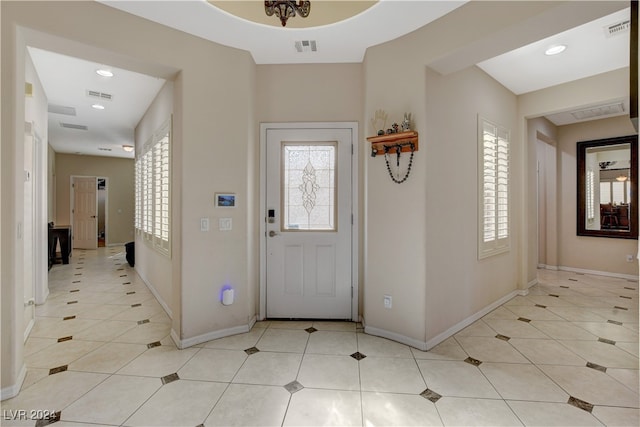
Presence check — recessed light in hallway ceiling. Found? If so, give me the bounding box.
[209,0,377,28]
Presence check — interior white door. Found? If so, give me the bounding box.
[266,127,353,319]
[73,177,97,249]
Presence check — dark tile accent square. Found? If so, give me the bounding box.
[350,352,366,361]
[548,294,560,298]
[161,373,180,385]
[284,380,304,394]
[464,357,482,366]
[305,327,318,333]
[70,289,79,293]
[495,334,510,341]
[245,347,260,355]
[122,282,131,285]
[598,337,616,345]
[131,303,142,308]
[75,267,83,270]
[49,365,68,375]
[74,273,82,276]
[147,341,162,349]
[534,304,547,309]
[63,315,76,321]
[624,286,636,290]
[138,319,150,325]
[126,291,136,295]
[117,268,124,271]
[34,411,61,427]
[517,317,532,323]
[120,274,128,277]
[569,278,578,281]
[57,336,72,343]
[420,388,442,403]
[72,280,81,284]
[196,424,204,427]
[614,306,628,311]
[67,301,78,305]
[568,396,593,413]
[586,362,607,373]
[607,320,623,326]
[559,285,570,289]
[619,295,632,300]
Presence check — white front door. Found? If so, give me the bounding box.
[265,126,354,319]
[73,177,97,249]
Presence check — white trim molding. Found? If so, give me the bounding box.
[0,364,27,401]
[363,289,523,352]
[558,265,639,281]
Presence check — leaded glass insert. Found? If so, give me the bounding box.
[282,143,336,231]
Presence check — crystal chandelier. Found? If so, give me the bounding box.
[264,1,311,27]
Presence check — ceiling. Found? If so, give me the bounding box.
[30,1,632,159]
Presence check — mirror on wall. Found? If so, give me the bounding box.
[577,135,638,239]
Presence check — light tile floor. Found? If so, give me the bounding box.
[1,248,638,426]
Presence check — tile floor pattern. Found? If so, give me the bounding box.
[1,248,638,426]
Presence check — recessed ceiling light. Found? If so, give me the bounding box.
[96,69,114,77]
[545,45,567,56]
[91,104,105,110]
[122,145,134,152]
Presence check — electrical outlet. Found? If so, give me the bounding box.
[383,295,392,309]
[200,217,209,232]
[626,254,635,262]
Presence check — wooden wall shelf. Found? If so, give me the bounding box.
[366,131,418,157]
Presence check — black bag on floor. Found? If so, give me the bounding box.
[125,241,135,267]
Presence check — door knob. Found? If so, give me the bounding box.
[269,230,278,237]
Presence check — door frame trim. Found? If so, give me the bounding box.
[259,122,359,322]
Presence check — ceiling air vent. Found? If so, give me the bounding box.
[87,90,113,101]
[604,19,630,38]
[48,104,76,116]
[294,40,317,53]
[60,122,88,131]
[570,102,625,121]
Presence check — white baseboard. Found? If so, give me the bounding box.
[527,278,538,288]
[107,242,126,247]
[363,289,523,352]
[24,318,35,342]
[135,269,172,319]
[558,265,639,281]
[0,364,26,401]
[176,323,252,349]
[364,325,429,351]
[538,264,559,270]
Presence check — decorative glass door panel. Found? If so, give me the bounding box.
[282,142,336,231]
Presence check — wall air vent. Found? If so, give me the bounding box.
[604,19,630,38]
[60,122,88,131]
[87,90,113,101]
[570,102,625,121]
[294,40,317,53]
[98,147,112,151]
[48,104,76,116]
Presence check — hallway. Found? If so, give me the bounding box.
[1,247,638,426]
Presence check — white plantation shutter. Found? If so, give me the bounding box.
[134,117,171,256]
[479,117,510,259]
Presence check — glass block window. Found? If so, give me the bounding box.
[282,142,337,231]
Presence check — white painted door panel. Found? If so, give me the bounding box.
[266,128,352,319]
[73,177,97,249]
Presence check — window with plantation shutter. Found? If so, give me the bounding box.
[134,117,171,257]
[478,117,510,259]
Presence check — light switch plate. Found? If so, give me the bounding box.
[200,217,209,232]
[219,218,232,231]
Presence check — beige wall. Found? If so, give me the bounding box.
[48,144,56,222]
[256,63,364,314]
[55,154,134,245]
[529,117,559,268]
[134,81,173,314]
[519,68,631,282]
[557,116,638,276]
